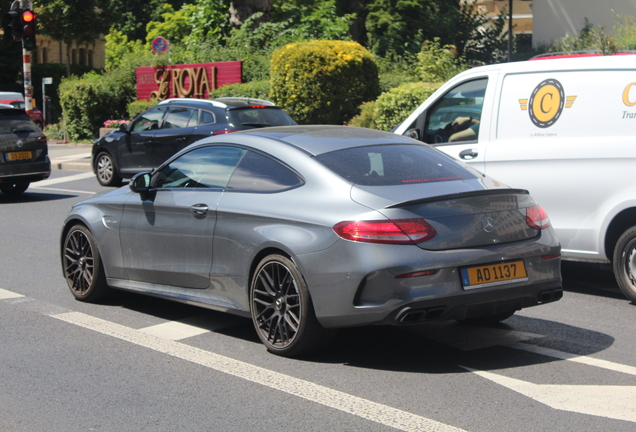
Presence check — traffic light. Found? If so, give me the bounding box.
[4,9,22,41]
[21,10,37,51]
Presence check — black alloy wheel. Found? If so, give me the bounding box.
[63,224,109,302]
[0,182,29,196]
[250,255,333,357]
[613,226,636,303]
[95,152,122,187]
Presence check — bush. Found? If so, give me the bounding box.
[374,81,441,131]
[211,80,271,100]
[270,40,380,124]
[127,99,157,119]
[59,68,135,141]
[346,101,378,129]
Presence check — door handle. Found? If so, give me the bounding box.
[459,149,478,160]
[175,137,186,142]
[190,203,208,216]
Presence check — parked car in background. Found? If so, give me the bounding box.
[0,107,50,196]
[4,100,45,130]
[62,126,562,357]
[91,97,297,187]
[0,92,45,130]
[394,55,636,303]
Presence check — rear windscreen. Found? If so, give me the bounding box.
[0,110,38,134]
[314,144,477,186]
[228,108,296,128]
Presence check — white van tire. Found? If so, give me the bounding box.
[613,226,636,303]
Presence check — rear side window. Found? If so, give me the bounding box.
[228,108,296,128]
[163,107,198,129]
[227,151,303,192]
[315,144,476,186]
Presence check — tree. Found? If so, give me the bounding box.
[35,0,110,76]
[0,1,22,90]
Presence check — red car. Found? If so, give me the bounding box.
[2,100,45,129]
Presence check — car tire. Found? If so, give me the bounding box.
[95,152,122,187]
[613,226,636,303]
[0,182,29,196]
[457,310,515,325]
[250,254,334,357]
[62,224,110,302]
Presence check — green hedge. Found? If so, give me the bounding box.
[211,80,271,100]
[59,67,135,140]
[374,81,441,131]
[270,40,380,124]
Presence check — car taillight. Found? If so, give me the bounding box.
[333,218,436,244]
[526,205,551,229]
[250,105,268,108]
[212,129,238,135]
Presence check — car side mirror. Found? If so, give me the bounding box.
[404,128,420,140]
[118,123,128,133]
[130,172,152,198]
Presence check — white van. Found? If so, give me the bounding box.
[394,55,636,301]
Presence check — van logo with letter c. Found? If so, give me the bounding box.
[518,79,576,128]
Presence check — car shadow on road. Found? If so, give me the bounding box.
[0,191,77,203]
[561,261,626,300]
[96,272,620,374]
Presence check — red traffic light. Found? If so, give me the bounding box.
[21,10,35,22]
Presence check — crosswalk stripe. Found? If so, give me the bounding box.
[52,311,468,432]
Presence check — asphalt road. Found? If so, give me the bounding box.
[1,160,635,432]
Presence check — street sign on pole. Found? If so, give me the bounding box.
[42,77,52,126]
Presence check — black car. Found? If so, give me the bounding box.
[0,107,50,196]
[92,97,297,186]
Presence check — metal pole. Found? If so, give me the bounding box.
[508,0,513,62]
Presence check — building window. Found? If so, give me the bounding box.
[71,49,77,64]
[88,50,93,68]
[42,47,48,64]
[79,48,86,66]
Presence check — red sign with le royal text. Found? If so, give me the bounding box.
[136,61,242,101]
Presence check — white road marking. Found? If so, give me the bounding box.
[34,172,95,187]
[0,288,24,299]
[29,186,95,195]
[505,341,636,377]
[50,152,91,163]
[52,311,467,432]
[140,321,210,340]
[461,366,636,423]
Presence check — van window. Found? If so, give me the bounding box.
[420,79,487,145]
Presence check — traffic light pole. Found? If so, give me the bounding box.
[23,46,33,112]
[21,0,34,113]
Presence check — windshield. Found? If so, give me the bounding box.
[315,144,476,186]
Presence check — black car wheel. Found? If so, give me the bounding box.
[250,255,333,356]
[95,152,122,187]
[63,224,109,302]
[0,182,29,196]
[613,226,636,303]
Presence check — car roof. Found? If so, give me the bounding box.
[233,125,420,156]
[157,97,278,109]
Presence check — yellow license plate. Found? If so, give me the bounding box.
[6,151,32,161]
[461,260,528,289]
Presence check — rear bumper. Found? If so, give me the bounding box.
[383,281,562,325]
[0,157,51,183]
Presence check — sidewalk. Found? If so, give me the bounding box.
[48,142,92,171]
